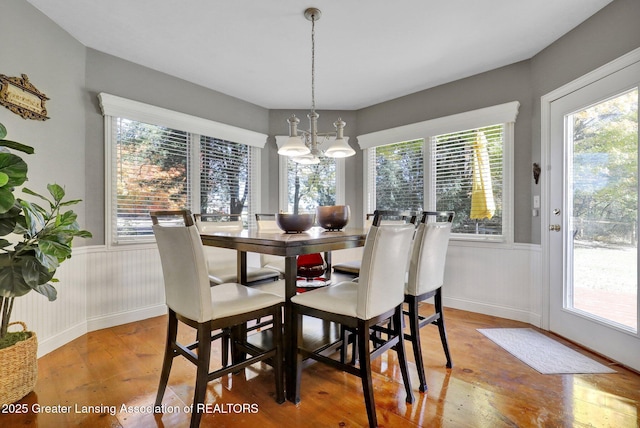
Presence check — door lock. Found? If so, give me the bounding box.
[549,224,561,232]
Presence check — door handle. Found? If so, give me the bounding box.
[549,224,561,232]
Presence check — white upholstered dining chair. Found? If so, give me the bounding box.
[151,210,284,428]
[194,214,281,285]
[405,210,454,393]
[332,211,419,277]
[254,213,287,275]
[290,211,416,428]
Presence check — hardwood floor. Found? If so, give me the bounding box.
[2,306,639,427]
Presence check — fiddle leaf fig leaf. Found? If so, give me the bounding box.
[0,139,35,154]
[0,188,16,214]
[22,187,46,200]
[0,172,8,187]
[74,230,93,239]
[48,184,65,203]
[0,153,28,187]
[20,200,45,237]
[0,261,32,298]
[21,256,44,286]
[34,246,60,271]
[31,282,57,301]
[57,211,78,227]
[22,189,53,211]
[60,199,82,207]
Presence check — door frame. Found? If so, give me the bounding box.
[540,47,640,331]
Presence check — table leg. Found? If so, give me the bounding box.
[324,251,332,282]
[237,250,248,285]
[284,255,298,402]
[233,250,248,363]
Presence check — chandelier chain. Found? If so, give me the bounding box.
[311,13,316,113]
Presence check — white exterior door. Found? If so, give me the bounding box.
[546,58,640,372]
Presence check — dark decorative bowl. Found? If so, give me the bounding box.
[316,205,350,231]
[275,213,315,233]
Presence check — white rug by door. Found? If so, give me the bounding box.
[477,328,616,374]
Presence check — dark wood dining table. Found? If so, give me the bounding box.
[200,226,368,401]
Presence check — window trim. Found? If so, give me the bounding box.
[100,93,267,246]
[357,101,519,149]
[276,136,346,212]
[359,102,519,243]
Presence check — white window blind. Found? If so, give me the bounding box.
[200,136,254,226]
[114,119,191,240]
[433,125,504,235]
[107,118,258,243]
[371,139,425,211]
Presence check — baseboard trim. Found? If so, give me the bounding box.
[444,296,541,327]
[87,304,167,332]
[37,322,88,358]
[37,304,168,358]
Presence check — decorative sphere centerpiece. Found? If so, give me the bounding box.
[275,213,315,233]
[316,205,350,231]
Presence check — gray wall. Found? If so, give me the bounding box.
[1,0,88,243]
[6,0,640,246]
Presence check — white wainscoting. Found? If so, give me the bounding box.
[12,247,90,358]
[12,245,167,358]
[84,245,166,330]
[12,242,541,358]
[333,242,543,326]
[444,242,542,326]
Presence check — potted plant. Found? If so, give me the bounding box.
[0,122,91,404]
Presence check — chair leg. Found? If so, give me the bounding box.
[357,320,377,428]
[340,325,348,364]
[272,306,285,404]
[434,289,453,369]
[190,323,212,428]
[393,307,415,404]
[230,323,248,366]
[155,310,178,408]
[407,297,428,392]
[339,326,357,365]
[291,308,303,404]
[221,328,229,367]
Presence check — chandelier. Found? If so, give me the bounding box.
[277,7,355,165]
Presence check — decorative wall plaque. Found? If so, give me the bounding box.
[0,74,49,120]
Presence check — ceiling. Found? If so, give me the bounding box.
[26,0,614,110]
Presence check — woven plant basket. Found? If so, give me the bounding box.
[0,322,38,405]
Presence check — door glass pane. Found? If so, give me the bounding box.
[568,88,638,332]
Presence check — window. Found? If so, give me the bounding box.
[434,125,505,235]
[199,136,252,218]
[113,120,190,238]
[277,136,346,213]
[369,139,424,211]
[100,93,266,244]
[360,102,518,241]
